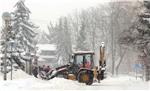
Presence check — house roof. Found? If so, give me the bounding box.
[73,51,94,55]
[36,44,56,51]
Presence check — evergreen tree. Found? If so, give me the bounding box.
[0,12,17,73]
[0,0,40,72]
[11,0,38,55]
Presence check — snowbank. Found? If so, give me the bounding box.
[0,69,149,90]
[0,69,31,80]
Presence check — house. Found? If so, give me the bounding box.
[36,44,57,67]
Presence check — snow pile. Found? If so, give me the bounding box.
[48,78,81,89]
[0,77,80,91]
[0,69,31,80]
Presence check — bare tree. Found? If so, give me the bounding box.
[120,0,150,81]
[48,17,72,66]
[107,1,140,75]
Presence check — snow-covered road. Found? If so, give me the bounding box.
[0,70,149,90]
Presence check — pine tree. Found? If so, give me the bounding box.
[0,12,16,74]
[1,0,39,73]
[11,0,38,56]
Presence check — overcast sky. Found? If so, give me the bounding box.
[0,0,137,33]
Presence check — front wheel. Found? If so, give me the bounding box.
[77,69,94,85]
[86,80,93,85]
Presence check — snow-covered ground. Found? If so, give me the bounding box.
[0,69,31,80]
[0,70,150,90]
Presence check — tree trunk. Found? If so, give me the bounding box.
[144,65,150,81]
[143,47,150,81]
[116,50,126,75]
[116,59,123,75]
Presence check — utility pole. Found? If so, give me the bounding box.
[112,22,115,76]
[2,12,11,80]
[110,1,115,76]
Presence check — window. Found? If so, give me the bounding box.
[76,55,83,65]
[85,54,92,64]
[75,54,92,68]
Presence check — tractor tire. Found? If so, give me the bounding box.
[86,80,93,85]
[100,71,105,80]
[77,69,94,85]
[77,70,87,82]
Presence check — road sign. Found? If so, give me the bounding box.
[133,63,143,71]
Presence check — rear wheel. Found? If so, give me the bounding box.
[100,70,105,80]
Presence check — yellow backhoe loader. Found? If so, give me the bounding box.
[43,42,106,85]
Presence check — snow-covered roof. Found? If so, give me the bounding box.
[73,51,94,55]
[36,44,56,51]
[38,56,56,62]
[39,55,56,58]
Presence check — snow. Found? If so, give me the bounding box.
[36,44,57,64]
[38,56,56,62]
[0,53,3,58]
[20,22,36,35]
[0,70,150,91]
[73,51,94,54]
[36,44,56,51]
[0,69,31,80]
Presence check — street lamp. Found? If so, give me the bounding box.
[2,12,11,27]
[10,40,15,80]
[2,12,11,80]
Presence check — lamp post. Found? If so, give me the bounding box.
[2,12,11,80]
[10,40,14,80]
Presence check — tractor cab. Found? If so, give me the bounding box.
[68,51,95,85]
[69,51,94,76]
[72,51,94,69]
